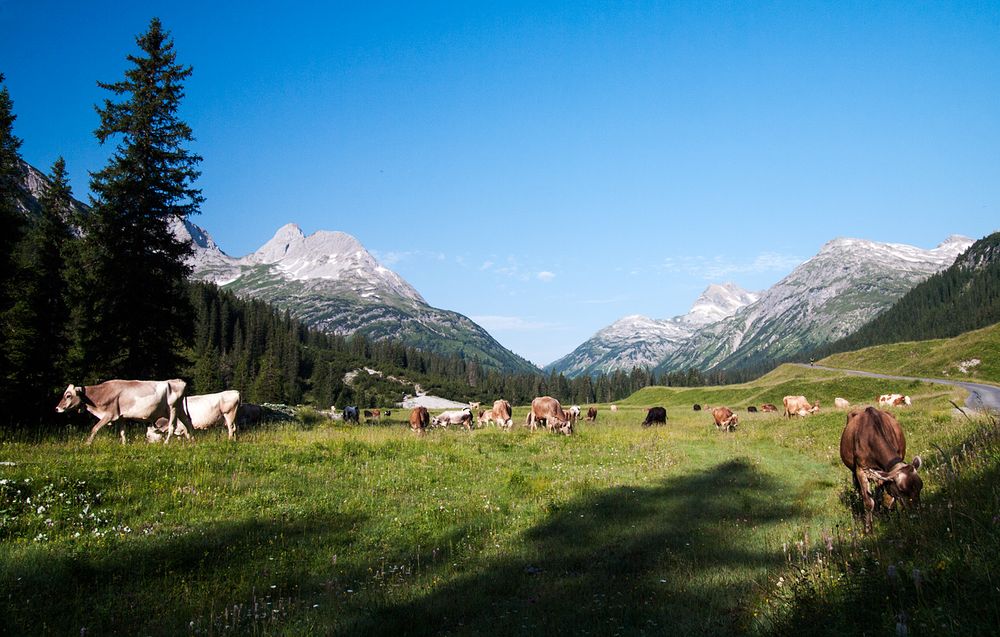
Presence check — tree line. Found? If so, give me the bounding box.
[0,18,717,430]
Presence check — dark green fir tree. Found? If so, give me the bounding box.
[77,18,203,380]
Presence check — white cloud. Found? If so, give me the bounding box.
[536,271,556,282]
[658,252,803,280]
[480,260,494,271]
[470,315,558,331]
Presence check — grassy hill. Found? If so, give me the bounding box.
[816,321,1000,385]
[1,364,996,635]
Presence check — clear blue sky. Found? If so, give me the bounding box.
[2,1,998,366]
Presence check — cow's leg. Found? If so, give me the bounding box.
[855,466,875,531]
[85,415,115,445]
[224,413,236,440]
[119,424,127,445]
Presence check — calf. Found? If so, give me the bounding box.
[840,407,923,531]
[760,403,778,413]
[641,406,667,427]
[747,405,758,413]
[586,407,598,422]
[713,407,738,431]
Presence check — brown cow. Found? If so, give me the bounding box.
[527,396,572,435]
[491,399,514,430]
[586,407,598,422]
[783,395,820,418]
[477,409,491,427]
[409,406,430,434]
[56,379,193,445]
[712,407,738,431]
[760,403,778,413]
[840,406,923,531]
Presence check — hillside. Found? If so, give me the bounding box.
[812,231,1000,359]
[817,321,1000,385]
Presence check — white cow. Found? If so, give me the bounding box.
[150,390,241,441]
[432,408,473,431]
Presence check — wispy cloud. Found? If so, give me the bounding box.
[536,271,556,282]
[480,260,494,271]
[659,252,803,280]
[470,315,559,331]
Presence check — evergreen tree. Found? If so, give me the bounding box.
[0,73,26,422]
[76,18,202,379]
[5,158,75,424]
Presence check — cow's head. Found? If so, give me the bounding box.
[870,456,923,508]
[55,384,84,413]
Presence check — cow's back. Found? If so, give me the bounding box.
[840,407,907,471]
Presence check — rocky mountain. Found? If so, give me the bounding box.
[655,235,974,373]
[546,283,758,377]
[176,219,538,374]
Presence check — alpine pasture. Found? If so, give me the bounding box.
[1,364,996,635]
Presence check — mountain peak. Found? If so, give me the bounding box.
[682,282,759,326]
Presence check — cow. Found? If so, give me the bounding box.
[432,408,473,431]
[343,406,360,424]
[835,397,851,409]
[236,403,263,429]
[527,396,572,435]
[878,394,912,408]
[469,402,481,411]
[568,405,581,424]
[56,379,193,445]
[409,406,430,434]
[610,405,618,412]
[747,405,758,413]
[586,407,598,422]
[641,407,667,427]
[364,408,382,422]
[491,399,514,429]
[783,395,820,418]
[840,406,923,531]
[147,390,242,441]
[713,407,739,431]
[760,403,778,413]
[477,409,492,427]
[693,404,702,411]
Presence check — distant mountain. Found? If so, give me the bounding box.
[656,235,974,373]
[811,231,1000,358]
[12,159,89,218]
[176,220,538,374]
[546,283,758,377]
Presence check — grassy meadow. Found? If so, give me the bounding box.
[818,322,1000,385]
[1,364,997,635]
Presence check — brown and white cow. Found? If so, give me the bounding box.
[834,397,851,410]
[491,399,514,429]
[409,406,430,434]
[840,406,923,531]
[527,396,572,435]
[150,390,241,441]
[432,408,473,431]
[760,403,778,413]
[783,395,820,418]
[56,379,192,445]
[712,407,738,431]
[877,394,911,408]
[586,407,598,422]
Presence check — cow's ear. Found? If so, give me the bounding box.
[74,386,83,396]
[866,468,891,485]
[911,456,922,471]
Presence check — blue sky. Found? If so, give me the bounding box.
[2,1,998,366]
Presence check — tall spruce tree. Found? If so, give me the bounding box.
[79,18,202,380]
[0,73,26,424]
[5,158,75,424]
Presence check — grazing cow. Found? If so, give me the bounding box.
[783,395,820,418]
[149,390,242,441]
[383,410,392,418]
[693,404,702,411]
[343,406,360,424]
[56,379,192,445]
[835,397,851,410]
[586,407,598,422]
[610,405,618,412]
[642,406,667,427]
[713,407,739,431]
[527,396,572,435]
[409,406,430,434]
[477,409,491,427]
[432,408,474,431]
[363,408,382,422]
[878,394,912,408]
[747,406,758,413]
[236,403,264,429]
[840,406,923,531]
[491,399,514,429]
[760,403,778,413]
[568,405,581,424]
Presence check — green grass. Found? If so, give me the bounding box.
[817,321,1000,385]
[0,365,994,635]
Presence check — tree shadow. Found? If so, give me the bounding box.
[361,459,804,636]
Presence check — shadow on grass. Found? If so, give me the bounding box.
[0,510,367,636]
[358,459,802,636]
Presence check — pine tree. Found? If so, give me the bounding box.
[76,18,202,380]
[0,74,26,426]
[5,158,76,424]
